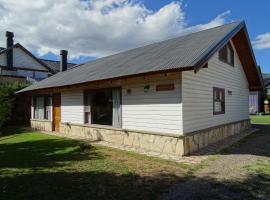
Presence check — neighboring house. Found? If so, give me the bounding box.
[264,74,270,96]
[18,21,263,159]
[0,31,76,84]
[249,73,270,114]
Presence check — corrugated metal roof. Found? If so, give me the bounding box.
[18,21,243,93]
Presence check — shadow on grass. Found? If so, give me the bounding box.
[0,168,269,200]
[160,172,270,200]
[0,138,102,169]
[0,170,186,200]
[0,127,102,169]
[218,124,270,157]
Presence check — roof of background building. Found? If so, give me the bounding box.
[263,74,270,87]
[0,44,76,73]
[39,59,77,72]
[18,21,263,93]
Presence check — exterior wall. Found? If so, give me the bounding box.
[31,119,53,132]
[0,48,46,70]
[183,119,250,155]
[60,73,183,135]
[13,48,47,71]
[0,53,7,66]
[0,75,26,84]
[0,68,17,76]
[31,119,250,159]
[249,91,264,114]
[60,122,184,159]
[182,42,249,134]
[61,90,84,124]
[0,47,49,81]
[122,73,182,134]
[266,84,270,96]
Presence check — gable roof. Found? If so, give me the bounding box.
[0,44,77,73]
[0,43,55,73]
[18,21,263,94]
[40,59,77,73]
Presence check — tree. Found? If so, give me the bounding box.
[0,82,29,132]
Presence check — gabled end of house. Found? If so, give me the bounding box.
[0,32,77,84]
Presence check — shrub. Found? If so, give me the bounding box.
[0,82,29,131]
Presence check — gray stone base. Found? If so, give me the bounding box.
[183,119,251,155]
[60,123,185,158]
[31,119,251,160]
[31,119,53,132]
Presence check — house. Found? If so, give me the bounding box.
[264,74,270,96]
[249,73,270,114]
[17,21,263,159]
[0,31,76,84]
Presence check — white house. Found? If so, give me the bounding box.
[17,21,263,159]
[0,31,75,83]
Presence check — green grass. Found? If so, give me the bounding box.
[0,127,197,200]
[244,159,270,198]
[250,115,270,124]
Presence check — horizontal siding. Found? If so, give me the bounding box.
[0,48,48,72]
[59,73,183,135]
[182,41,249,134]
[0,54,6,66]
[13,48,48,71]
[61,90,84,124]
[122,73,182,134]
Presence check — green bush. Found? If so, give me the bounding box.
[0,82,29,131]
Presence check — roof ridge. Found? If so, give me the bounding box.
[40,58,76,65]
[77,21,243,67]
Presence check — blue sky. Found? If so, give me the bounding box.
[43,0,270,73]
[1,0,268,73]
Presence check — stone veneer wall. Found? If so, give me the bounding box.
[31,119,53,132]
[183,119,251,155]
[60,123,185,159]
[31,119,250,159]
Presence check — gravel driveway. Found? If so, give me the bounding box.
[160,124,270,200]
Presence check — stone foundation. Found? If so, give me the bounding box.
[183,119,251,155]
[60,123,185,158]
[31,119,53,132]
[31,119,250,159]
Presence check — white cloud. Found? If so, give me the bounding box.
[0,0,230,59]
[253,33,270,50]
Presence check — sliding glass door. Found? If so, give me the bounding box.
[84,88,121,127]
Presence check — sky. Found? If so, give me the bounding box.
[0,0,269,73]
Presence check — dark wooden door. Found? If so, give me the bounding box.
[52,93,61,132]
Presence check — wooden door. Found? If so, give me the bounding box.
[52,93,61,132]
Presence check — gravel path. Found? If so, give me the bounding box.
[160,124,270,200]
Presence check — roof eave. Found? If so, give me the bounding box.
[16,66,194,94]
[193,21,264,91]
[193,21,245,73]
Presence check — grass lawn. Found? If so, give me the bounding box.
[0,127,199,200]
[250,115,270,124]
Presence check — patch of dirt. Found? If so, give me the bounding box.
[160,124,270,200]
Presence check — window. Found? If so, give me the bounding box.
[84,88,121,127]
[213,87,225,115]
[33,95,51,120]
[219,42,234,66]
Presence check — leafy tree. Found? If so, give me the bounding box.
[0,82,29,132]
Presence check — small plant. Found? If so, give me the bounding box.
[79,142,94,152]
